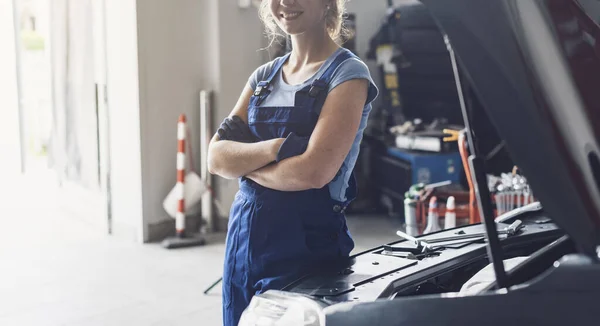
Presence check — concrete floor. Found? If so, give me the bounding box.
[0,173,402,326]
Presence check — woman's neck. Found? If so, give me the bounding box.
[288,27,339,69]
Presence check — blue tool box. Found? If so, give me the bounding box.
[386,147,463,185]
[372,146,464,218]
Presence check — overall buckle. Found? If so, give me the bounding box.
[308,80,327,97]
[254,81,270,97]
[254,81,271,105]
[333,204,348,214]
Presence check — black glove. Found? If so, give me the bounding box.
[217,116,256,143]
[276,132,309,162]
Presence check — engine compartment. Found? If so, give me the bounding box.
[393,233,575,298]
[286,208,566,304]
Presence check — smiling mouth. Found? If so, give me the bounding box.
[280,12,303,20]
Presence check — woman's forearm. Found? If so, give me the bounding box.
[245,155,327,191]
[207,138,283,179]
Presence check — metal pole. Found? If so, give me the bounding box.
[200,90,214,231]
[204,277,222,295]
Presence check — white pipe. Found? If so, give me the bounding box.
[200,90,214,232]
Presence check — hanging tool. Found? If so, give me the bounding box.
[442,128,460,142]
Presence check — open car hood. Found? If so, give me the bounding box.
[420,0,600,255]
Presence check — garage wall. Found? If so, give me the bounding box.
[136,0,209,240]
[133,0,263,239]
[103,0,261,241]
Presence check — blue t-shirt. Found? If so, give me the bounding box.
[248,48,379,202]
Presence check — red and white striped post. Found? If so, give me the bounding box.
[162,113,206,249]
[176,114,187,237]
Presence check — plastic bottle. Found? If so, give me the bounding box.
[444,196,456,229]
[404,197,419,236]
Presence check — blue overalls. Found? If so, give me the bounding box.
[222,49,358,326]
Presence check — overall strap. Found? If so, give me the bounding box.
[299,49,358,125]
[307,49,357,98]
[253,53,291,103]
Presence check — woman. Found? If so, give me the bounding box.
[207,0,378,324]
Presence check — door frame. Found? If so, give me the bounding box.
[46,0,112,234]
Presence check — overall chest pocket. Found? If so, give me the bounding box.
[248,105,313,139]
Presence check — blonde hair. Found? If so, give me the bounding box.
[259,0,352,46]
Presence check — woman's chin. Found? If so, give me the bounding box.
[281,28,308,38]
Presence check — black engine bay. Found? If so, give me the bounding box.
[286,206,564,304]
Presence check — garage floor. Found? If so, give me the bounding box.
[0,174,402,326]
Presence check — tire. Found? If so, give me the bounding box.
[402,99,463,125]
[398,29,448,54]
[396,54,454,77]
[398,77,458,97]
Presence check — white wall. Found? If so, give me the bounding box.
[104,0,144,241]
[102,0,246,241]
[0,0,23,177]
[134,1,265,234]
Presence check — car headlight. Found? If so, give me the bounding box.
[238,290,326,326]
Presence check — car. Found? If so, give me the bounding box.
[238,0,600,325]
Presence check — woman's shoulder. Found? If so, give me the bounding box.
[326,49,379,104]
[329,49,372,78]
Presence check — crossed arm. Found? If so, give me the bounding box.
[207,79,369,191]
